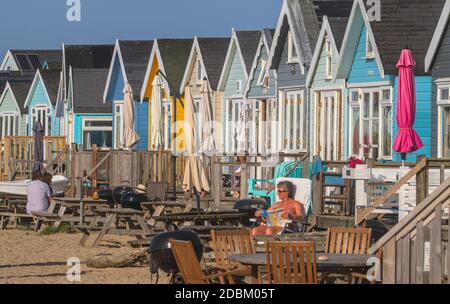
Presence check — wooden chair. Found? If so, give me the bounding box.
[169,239,243,284]
[350,249,383,284]
[325,227,372,255]
[210,229,255,283]
[266,241,318,284]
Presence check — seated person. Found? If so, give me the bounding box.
[42,172,53,196]
[252,181,305,236]
[26,171,52,214]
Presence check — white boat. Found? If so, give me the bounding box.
[0,175,69,196]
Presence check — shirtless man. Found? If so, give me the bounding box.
[252,181,305,236]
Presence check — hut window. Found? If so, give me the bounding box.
[437,83,450,157]
[366,30,374,58]
[114,103,124,149]
[287,31,299,63]
[32,106,51,136]
[0,113,19,139]
[350,87,392,160]
[325,37,332,78]
[196,59,203,82]
[281,90,306,152]
[82,117,112,150]
[257,60,267,86]
[163,102,173,151]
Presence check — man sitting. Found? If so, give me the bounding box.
[252,181,305,236]
[26,171,52,214]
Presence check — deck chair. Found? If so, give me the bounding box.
[169,239,243,284]
[325,227,372,255]
[265,240,318,284]
[247,161,304,204]
[273,177,313,233]
[210,229,255,283]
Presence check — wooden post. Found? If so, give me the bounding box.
[302,153,309,178]
[440,164,445,184]
[92,144,97,189]
[240,162,248,199]
[415,155,428,205]
[76,177,82,199]
[212,156,221,206]
[312,156,323,215]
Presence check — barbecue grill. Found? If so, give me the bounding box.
[148,230,203,284]
[112,185,134,206]
[120,192,148,211]
[97,189,115,207]
[233,199,268,227]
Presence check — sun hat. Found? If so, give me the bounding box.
[136,184,147,192]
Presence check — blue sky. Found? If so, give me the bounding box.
[0,0,282,57]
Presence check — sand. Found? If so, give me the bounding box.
[0,229,163,284]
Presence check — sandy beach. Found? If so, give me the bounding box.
[0,229,158,284]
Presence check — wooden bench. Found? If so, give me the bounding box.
[0,212,33,230]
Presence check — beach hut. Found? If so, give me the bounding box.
[306,16,349,161]
[140,39,193,152]
[266,0,353,157]
[425,0,450,158]
[243,29,277,157]
[217,29,261,155]
[64,68,112,150]
[59,44,114,143]
[179,37,230,153]
[334,0,445,162]
[103,40,153,150]
[0,49,61,72]
[24,69,62,136]
[0,81,32,139]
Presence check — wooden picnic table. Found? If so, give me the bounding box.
[228,253,375,283]
[152,211,248,230]
[77,208,152,248]
[140,201,190,226]
[33,197,109,231]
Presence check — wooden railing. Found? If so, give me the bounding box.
[1,136,67,180]
[368,176,450,284]
[357,157,450,226]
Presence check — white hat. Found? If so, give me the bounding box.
[136,184,147,192]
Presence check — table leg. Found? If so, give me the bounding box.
[53,206,67,229]
[79,215,99,246]
[249,265,259,284]
[148,206,165,227]
[91,213,116,248]
[47,200,57,214]
[136,215,151,233]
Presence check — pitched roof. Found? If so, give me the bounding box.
[197,38,230,90]
[0,71,35,94]
[235,31,262,74]
[9,81,33,114]
[365,0,445,76]
[118,40,154,99]
[425,0,450,72]
[72,68,111,113]
[64,44,114,86]
[40,69,61,105]
[263,28,276,49]
[9,49,62,71]
[157,39,194,95]
[269,0,353,70]
[327,17,348,51]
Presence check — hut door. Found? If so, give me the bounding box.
[317,91,340,160]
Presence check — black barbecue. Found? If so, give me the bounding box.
[148,230,203,283]
[121,192,148,211]
[97,189,115,208]
[233,199,268,227]
[112,185,134,206]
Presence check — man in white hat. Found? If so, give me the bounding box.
[135,184,147,194]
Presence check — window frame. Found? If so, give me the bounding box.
[279,90,307,153]
[287,31,299,64]
[365,31,375,59]
[31,104,51,136]
[256,59,268,86]
[437,82,450,157]
[325,37,333,79]
[348,86,393,160]
[114,102,124,149]
[81,116,113,150]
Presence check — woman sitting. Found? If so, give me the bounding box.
[251,181,305,236]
